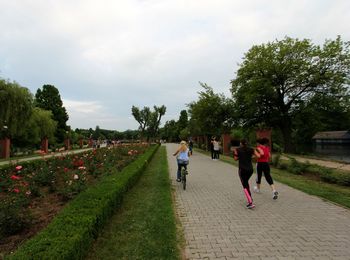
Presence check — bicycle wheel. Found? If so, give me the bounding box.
[181,168,186,190]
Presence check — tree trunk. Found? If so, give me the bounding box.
[280,122,295,153]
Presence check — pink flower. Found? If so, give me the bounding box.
[11,175,21,180]
[15,165,23,171]
[13,188,20,193]
[78,166,86,170]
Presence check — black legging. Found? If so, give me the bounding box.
[256,162,274,185]
[238,168,253,196]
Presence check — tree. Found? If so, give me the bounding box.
[0,79,33,138]
[131,106,150,141]
[231,36,350,152]
[16,107,57,147]
[146,105,166,140]
[160,120,178,142]
[131,105,166,141]
[188,82,233,138]
[177,110,188,130]
[35,85,69,143]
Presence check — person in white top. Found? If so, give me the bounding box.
[213,138,220,160]
[173,140,191,182]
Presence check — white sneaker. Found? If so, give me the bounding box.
[253,186,260,193]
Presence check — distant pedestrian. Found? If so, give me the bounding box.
[234,139,260,209]
[213,138,220,160]
[188,139,194,155]
[254,138,278,199]
[210,137,215,160]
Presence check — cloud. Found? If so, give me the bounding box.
[1,0,350,131]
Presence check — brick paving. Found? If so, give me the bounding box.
[165,143,350,260]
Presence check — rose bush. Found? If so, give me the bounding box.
[0,144,148,242]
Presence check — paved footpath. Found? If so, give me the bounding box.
[165,143,350,260]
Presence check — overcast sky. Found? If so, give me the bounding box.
[1,0,349,131]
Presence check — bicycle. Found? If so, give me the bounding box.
[180,167,188,190]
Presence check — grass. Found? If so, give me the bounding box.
[85,146,181,260]
[197,149,350,209]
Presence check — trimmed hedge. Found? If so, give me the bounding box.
[6,144,159,260]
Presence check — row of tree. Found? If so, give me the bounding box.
[0,82,69,150]
[158,36,350,153]
[2,36,350,153]
[0,81,139,153]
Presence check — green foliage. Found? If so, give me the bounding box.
[230,129,244,140]
[231,36,350,152]
[188,82,233,136]
[271,153,281,167]
[0,196,31,238]
[6,145,159,260]
[286,158,310,175]
[131,105,166,141]
[0,79,33,139]
[86,147,179,260]
[35,85,69,143]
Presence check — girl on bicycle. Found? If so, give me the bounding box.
[173,140,191,182]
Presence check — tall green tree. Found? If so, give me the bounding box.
[160,120,178,142]
[177,110,188,132]
[35,85,69,143]
[188,82,233,138]
[131,105,166,141]
[131,106,151,141]
[0,79,33,138]
[17,107,57,146]
[231,36,350,152]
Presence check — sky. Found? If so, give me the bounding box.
[1,0,349,131]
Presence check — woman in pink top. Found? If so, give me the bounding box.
[254,138,278,200]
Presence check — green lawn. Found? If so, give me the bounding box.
[198,149,350,209]
[86,146,181,260]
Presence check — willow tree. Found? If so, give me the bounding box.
[0,79,33,138]
[231,36,350,152]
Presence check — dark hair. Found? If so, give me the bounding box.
[257,137,269,145]
[240,138,248,147]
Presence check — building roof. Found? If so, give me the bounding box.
[312,130,350,140]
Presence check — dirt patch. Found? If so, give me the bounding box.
[0,193,65,257]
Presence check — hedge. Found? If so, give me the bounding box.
[6,144,159,260]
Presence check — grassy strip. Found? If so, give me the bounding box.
[197,149,350,208]
[7,145,159,260]
[86,146,180,260]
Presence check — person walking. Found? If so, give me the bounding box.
[173,140,191,182]
[254,138,279,199]
[213,138,220,160]
[210,137,215,160]
[234,139,260,209]
[188,139,194,155]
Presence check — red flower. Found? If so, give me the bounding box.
[11,175,21,180]
[64,167,69,173]
[13,188,20,193]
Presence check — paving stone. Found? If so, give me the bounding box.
[165,144,350,260]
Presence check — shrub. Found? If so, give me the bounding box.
[287,158,309,175]
[271,153,281,167]
[7,144,159,260]
[0,197,31,238]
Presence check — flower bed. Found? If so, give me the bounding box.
[0,144,150,256]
